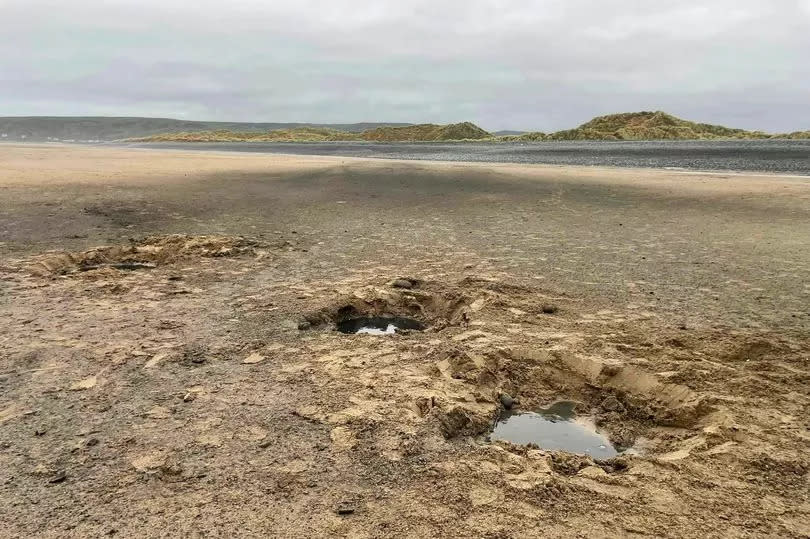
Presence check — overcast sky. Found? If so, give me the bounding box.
[1,0,809,131]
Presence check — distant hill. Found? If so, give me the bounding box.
[548,111,769,140]
[359,122,490,141]
[0,117,411,141]
[131,122,492,143]
[139,127,362,143]
[504,111,806,141]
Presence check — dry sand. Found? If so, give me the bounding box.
[0,144,808,537]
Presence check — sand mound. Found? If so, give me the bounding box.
[25,234,262,276]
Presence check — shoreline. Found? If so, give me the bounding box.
[3,141,810,182]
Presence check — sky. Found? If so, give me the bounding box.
[1,0,809,132]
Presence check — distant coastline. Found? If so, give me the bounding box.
[2,111,808,143]
[129,111,810,143]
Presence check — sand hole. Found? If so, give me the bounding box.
[78,262,156,272]
[336,316,425,335]
[490,401,624,459]
[25,234,262,277]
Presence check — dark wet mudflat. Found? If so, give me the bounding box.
[336,316,425,335]
[125,140,810,175]
[491,401,622,459]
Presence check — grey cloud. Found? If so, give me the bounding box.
[1,0,808,131]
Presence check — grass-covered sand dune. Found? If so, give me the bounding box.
[504,111,810,141]
[134,122,493,143]
[130,111,810,142]
[359,121,490,141]
[138,127,363,142]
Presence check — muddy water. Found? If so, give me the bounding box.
[336,316,425,335]
[491,401,621,459]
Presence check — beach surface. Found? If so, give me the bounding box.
[1,144,808,537]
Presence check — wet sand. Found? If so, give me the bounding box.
[1,144,808,537]
[126,139,810,175]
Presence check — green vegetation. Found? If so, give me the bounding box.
[359,122,490,141]
[131,112,809,143]
[782,131,810,139]
[133,122,492,143]
[503,111,780,141]
[139,127,362,142]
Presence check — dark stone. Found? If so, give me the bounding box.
[391,279,413,289]
[49,471,67,484]
[336,503,355,515]
[541,304,559,314]
[499,393,515,410]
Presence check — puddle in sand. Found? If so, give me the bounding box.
[490,401,623,459]
[336,316,426,335]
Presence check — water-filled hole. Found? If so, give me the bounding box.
[490,401,626,459]
[336,316,425,335]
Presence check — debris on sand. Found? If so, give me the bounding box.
[335,502,356,515]
[69,375,98,391]
[143,353,169,370]
[48,470,67,484]
[242,352,265,364]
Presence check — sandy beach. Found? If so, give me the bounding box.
[1,144,808,537]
